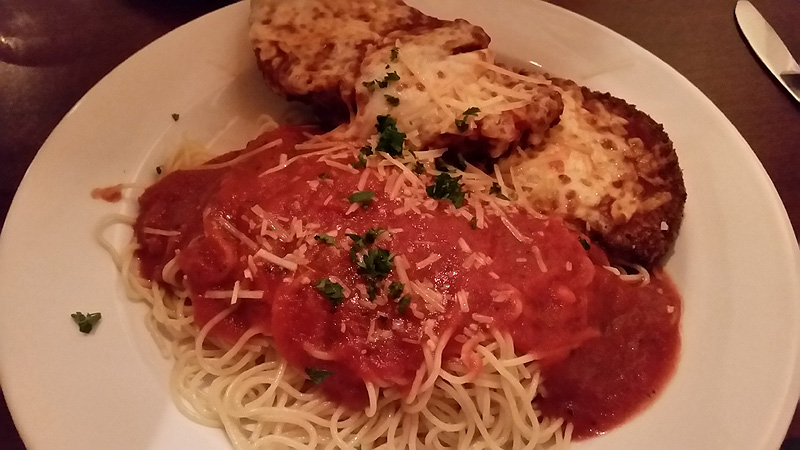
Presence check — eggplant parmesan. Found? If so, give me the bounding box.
[248,0,685,266]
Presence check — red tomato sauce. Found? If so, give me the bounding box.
[134,126,681,438]
[90,184,124,202]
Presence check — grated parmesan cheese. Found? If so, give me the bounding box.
[416,253,441,269]
[254,248,298,271]
[142,227,181,237]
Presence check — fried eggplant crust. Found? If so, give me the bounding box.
[249,0,490,124]
[504,77,685,266]
[585,89,685,267]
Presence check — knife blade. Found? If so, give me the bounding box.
[735,0,800,103]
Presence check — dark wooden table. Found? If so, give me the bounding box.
[1,0,798,449]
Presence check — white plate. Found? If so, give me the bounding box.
[1,1,799,449]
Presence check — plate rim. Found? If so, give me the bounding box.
[1,1,799,449]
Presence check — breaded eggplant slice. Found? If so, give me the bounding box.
[249,0,490,124]
[340,45,563,159]
[502,77,685,266]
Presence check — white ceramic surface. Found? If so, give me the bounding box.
[1,1,799,449]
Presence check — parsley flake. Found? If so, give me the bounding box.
[314,234,336,246]
[469,217,478,229]
[315,278,345,308]
[489,182,510,200]
[426,173,465,208]
[71,312,102,334]
[364,72,401,91]
[385,94,400,106]
[347,228,385,264]
[463,107,481,116]
[306,367,333,384]
[390,47,399,61]
[351,152,368,169]
[388,281,405,299]
[377,71,400,88]
[397,295,411,314]
[412,161,425,174]
[578,237,591,251]
[318,172,331,179]
[348,190,376,207]
[347,229,395,298]
[454,107,480,133]
[351,144,375,168]
[375,115,405,156]
[171,113,180,121]
[358,248,395,280]
[364,227,385,244]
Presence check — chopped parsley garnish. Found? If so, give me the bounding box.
[318,172,331,179]
[347,229,394,298]
[469,217,478,229]
[351,145,374,169]
[385,94,400,106]
[377,71,400,88]
[390,47,399,61]
[351,152,368,169]
[388,281,405,299]
[358,248,395,280]
[347,228,384,251]
[454,107,480,132]
[463,107,481,116]
[364,227,385,244]
[171,113,180,121]
[397,295,411,314]
[489,182,510,200]
[155,165,163,175]
[315,278,344,308]
[305,367,333,384]
[578,237,591,251]
[376,115,397,132]
[314,234,336,246]
[348,190,376,207]
[426,173,465,208]
[71,312,101,334]
[412,161,425,174]
[364,72,401,90]
[348,228,386,264]
[375,115,405,156]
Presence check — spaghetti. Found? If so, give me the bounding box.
[99,124,680,449]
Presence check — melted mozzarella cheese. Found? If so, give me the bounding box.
[505,85,654,228]
[348,45,545,148]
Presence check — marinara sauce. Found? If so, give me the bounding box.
[135,127,680,438]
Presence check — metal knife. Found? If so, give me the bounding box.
[735,1,800,103]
